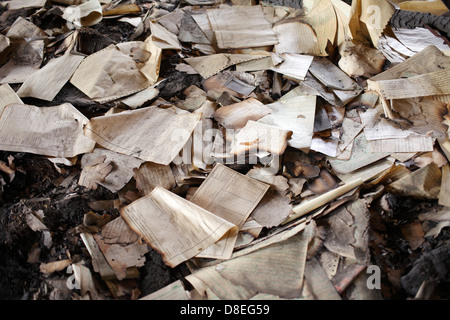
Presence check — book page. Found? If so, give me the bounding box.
[120,186,237,268]
[189,163,269,259]
[206,5,278,49]
[369,68,450,100]
[216,230,310,299]
[83,106,201,165]
[368,136,434,153]
[0,103,95,158]
[359,105,418,140]
[0,83,22,115]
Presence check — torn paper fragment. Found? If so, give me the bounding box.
[270,53,314,82]
[120,86,159,109]
[370,45,450,83]
[213,97,272,130]
[150,22,182,50]
[231,120,292,156]
[273,20,322,55]
[0,103,95,158]
[101,216,140,245]
[78,155,113,190]
[186,264,256,300]
[189,163,269,259]
[304,258,341,300]
[300,0,337,56]
[120,186,237,267]
[83,106,201,165]
[352,0,395,47]
[178,10,211,45]
[392,28,450,54]
[5,17,46,39]
[8,0,48,10]
[246,169,292,227]
[80,232,116,280]
[94,233,148,281]
[80,148,145,193]
[17,53,84,101]
[323,199,370,263]
[258,95,317,151]
[338,41,385,78]
[439,164,450,207]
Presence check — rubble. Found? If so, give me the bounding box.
[0,0,450,302]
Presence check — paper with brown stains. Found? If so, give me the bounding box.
[71,40,162,103]
[213,97,272,130]
[133,161,177,196]
[62,0,103,28]
[230,120,292,156]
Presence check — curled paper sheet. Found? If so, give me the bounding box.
[62,0,103,28]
